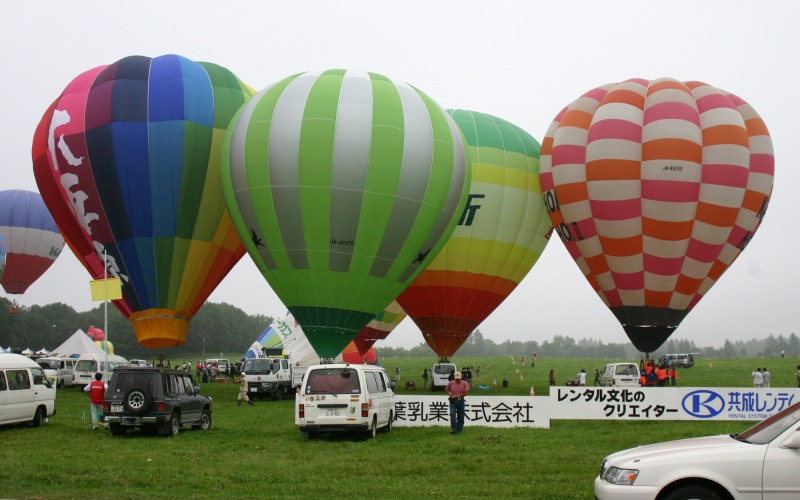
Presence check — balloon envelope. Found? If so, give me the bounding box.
[352,300,407,355]
[397,110,552,358]
[33,55,253,347]
[0,233,6,282]
[222,69,470,357]
[539,78,774,352]
[0,190,64,294]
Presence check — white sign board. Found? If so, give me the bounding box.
[549,387,800,421]
[393,395,550,428]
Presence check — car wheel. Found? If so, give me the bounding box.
[124,388,153,414]
[381,411,393,433]
[307,431,318,440]
[160,413,180,437]
[57,379,64,389]
[109,423,123,436]
[193,409,212,431]
[273,388,283,401]
[367,416,377,439]
[31,407,45,427]
[663,483,727,500]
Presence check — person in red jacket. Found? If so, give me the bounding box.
[83,372,107,430]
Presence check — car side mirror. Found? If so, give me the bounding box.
[780,430,800,449]
[194,385,201,394]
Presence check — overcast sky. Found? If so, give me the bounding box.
[2,1,797,352]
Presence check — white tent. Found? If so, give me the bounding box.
[48,329,106,358]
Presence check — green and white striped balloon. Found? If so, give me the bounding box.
[221,69,470,357]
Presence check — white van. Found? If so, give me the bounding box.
[0,353,56,427]
[431,362,457,391]
[204,358,230,376]
[72,353,129,387]
[37,357,76,388]
[296,364,395,439]
[601,362,641,387]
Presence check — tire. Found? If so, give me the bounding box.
[273,388,283,401]
[109,423,123,436]
[57,379,64,389]
[31,407,45,427]
[367,416,377,439]
[381,411,393,433]
[160,413,180,437]
[307,431,318,440]
[192,409,212,431]
[663,483,727,500]
[124,388,153,414]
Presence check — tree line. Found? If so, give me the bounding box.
[1,296,797,360]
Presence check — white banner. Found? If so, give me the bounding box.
[393,395,550,428]
[549,387,800,421]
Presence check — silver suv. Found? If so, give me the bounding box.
[103,367,212,436]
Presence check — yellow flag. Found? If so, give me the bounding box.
[89,278,122,301]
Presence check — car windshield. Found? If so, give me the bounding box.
[736,402,800,444]
[37,359,58,370]
[305,368,360,395]
[75,360,98,372]
[434,365,454,375]
[244,359,272,373]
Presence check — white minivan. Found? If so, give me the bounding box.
[296,364,395,439]
[601,362,641,387]
[72,353,129,387]
[0,353,56,427]
[37,357,76,388]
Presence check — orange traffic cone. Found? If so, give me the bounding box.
[529,386,535,396]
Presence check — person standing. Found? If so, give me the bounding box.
[237,372,254,406]
[593,368,601,386]
[395,366,400,383]
[83,372,107,430]
[577,369,587,386]
[549,369,555,386]
[762,367,771,388]
[752,368,763,388]
[422,369,429,390]
[445,371,469,435]
[797,365,800,388]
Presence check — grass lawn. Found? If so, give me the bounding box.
[1,355,796,499]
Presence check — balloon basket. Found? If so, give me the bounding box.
[130,309,189,348]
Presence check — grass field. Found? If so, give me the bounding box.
[1,356,797,499]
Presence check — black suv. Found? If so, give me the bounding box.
[103,366,212,436]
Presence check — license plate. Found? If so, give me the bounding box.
[111,405,123,413]
[325,409,339,416]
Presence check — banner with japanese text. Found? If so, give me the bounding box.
[549,387,800,420]
[393,395,550,428]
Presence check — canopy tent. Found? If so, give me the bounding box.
[48,329,106,358]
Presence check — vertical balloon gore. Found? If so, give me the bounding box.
[540,78,774,352]
[352,300,407,355]
[222,69,470,358]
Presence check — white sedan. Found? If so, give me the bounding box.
[595,401,800,499]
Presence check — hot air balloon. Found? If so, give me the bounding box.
[87,325,113,354]
[33,54,254,348]
[539,78,774,352]
[352,300,407,355]
[222,69,470,358]
[396,110,552,358]
[0,190,65,294]
[0,233,6,282]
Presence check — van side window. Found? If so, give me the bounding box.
[8,370,31,390]
[365,371,380,394]
[0,372,6,391]
[376,372,388,392]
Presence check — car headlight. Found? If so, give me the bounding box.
[603,466,639,485]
